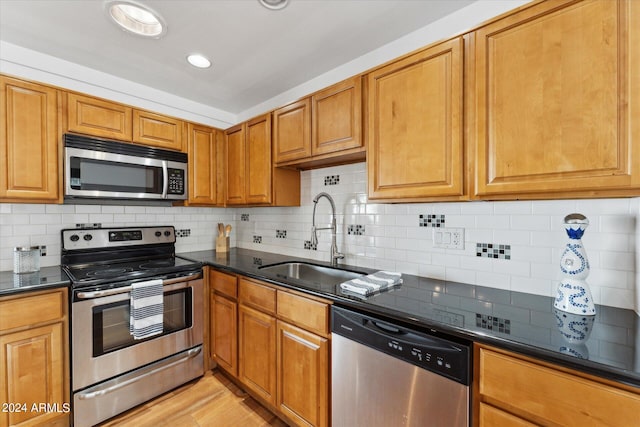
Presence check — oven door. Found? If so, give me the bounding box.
[72,276,203,391]
[65,146,187,200]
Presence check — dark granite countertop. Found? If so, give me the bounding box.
[180,248,640,388]
[0,266,71,297]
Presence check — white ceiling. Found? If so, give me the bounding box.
[0,0,475,117]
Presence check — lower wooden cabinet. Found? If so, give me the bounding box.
[277,320,328,427]
[0,288,69,427]
[211,294,237,376]
[236,277,330,427]
[239,305,277,405]
[474,344,640,426]
[209,268,238,375]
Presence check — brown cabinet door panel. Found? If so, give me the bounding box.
[188,123,220,205]
[225,124,246,205]
[133,110,184,151]
[246,114,272,204]
[473,0,640,198]
[367,37,464,200]
[66,92,132,140]
[239,305,277,406]
[312,76,363,156]
[211,294,237,376]
[1,76,60,202]
[277,320,328,427]
[273,98,311,163]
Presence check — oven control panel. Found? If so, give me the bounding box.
[62,226,175,250]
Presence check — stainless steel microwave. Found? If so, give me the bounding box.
[64,134,188,202]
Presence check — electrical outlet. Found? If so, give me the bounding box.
[433,227,465,250]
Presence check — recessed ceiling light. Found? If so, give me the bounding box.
[187,54,212,69]
[106,1,166,38]
[259,0,289,11]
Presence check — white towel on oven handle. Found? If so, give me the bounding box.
[129,279,164,340]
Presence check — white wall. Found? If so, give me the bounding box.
[235,163,639,311]
[0,203,235,270]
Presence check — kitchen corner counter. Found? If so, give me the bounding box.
[0,266,71,297]
[180,248,640,389]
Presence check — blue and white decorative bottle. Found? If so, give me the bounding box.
[554,213,596,316]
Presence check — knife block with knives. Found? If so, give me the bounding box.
[216,223,231,253]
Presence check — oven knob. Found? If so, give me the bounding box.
[164,231,171,237]
[155,231,162,237]
[83,234,93,241]
[70,234,80,242]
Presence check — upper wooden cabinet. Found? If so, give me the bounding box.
[226,114,300,206]
[367,37,465,202]
[273,98,311,164]
[274,77,365,169]
[187,123,223,206]
[0,75,61,203]
[471,0,640,200]
[133,109,184,151]
[66,92,132,141]
[65,92,186,151]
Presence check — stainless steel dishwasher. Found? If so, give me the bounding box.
[332,306,471,427]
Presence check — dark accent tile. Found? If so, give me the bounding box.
[476,243,511,259]
[476,313,511,334]
[176,229,191,238]
[252,257,262,266]
[347,224,365,235]
[253,235,262,244]
[276,230,287,239]
[324,175,340,186]
[418,214,445,228]
[304,240,317,250]
[240,213,250,221]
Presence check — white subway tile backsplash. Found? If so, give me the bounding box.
[1,161,637,311]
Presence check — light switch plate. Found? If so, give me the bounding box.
[433,227,465,250]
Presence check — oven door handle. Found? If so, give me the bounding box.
[75,346,202,401]
[75,272,202,299]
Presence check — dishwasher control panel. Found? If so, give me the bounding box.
[332,306,471,385]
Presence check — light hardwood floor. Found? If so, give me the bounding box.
[97,370,288,427]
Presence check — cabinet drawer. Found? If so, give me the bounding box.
[277,291,328,336]
[478,347,640,426]
[479,403,535,426]
[209,269,237,299]
[239,278,276,315]
[0,289,65,331]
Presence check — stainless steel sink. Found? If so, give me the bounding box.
[258,262,364,285]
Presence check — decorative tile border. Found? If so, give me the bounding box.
[276,230,287,239]
[304,240,318,250]
[176,229,191,238]
[240,213,250,221]
[253,235,262,244]
[476,243,511,259]
[419,214,445,228]
[324,175,340,186]
[347,224,365,235]
[476,313,511,334]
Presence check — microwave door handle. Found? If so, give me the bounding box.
[161,160,169,199]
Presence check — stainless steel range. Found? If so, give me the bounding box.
[62,226,204,427]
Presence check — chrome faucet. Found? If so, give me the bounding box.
[311,192,344,266]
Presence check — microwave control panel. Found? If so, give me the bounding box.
[167,169,185,195]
